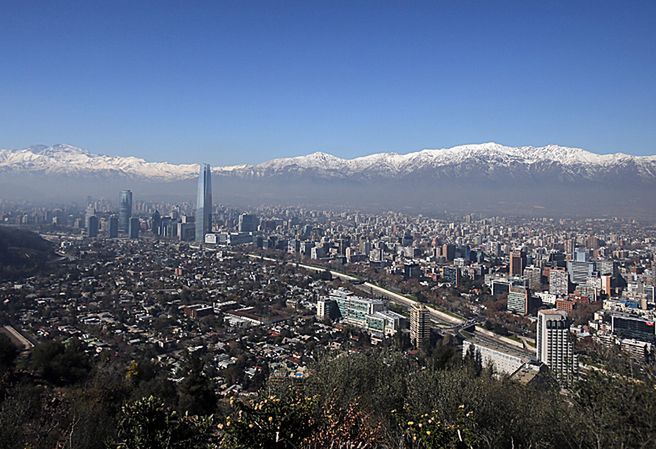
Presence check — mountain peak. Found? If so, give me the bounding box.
[305,151,341,161]
[28,144,90,156]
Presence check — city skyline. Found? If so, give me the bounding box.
[1,1,654,446]
[1,193,654,446]
[2,141,655,218]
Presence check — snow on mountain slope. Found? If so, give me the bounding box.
[1,142,655,182]
[0,144,199,180]
[246,142,656,181]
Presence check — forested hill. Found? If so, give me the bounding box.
[0,226,54,280]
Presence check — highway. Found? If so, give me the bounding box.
[289,260,466,325]
[1,325,35,350]
[244,253,532,355]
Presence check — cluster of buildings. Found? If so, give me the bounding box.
[0,237,385,394]
[461,309,578,385]
[1,165,655,387]
[317,288,405,338]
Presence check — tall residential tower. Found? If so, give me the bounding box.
[410,304,430,349]
[536,309,578,384]
[195,163,212,242]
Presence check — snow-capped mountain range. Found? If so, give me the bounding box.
[0,144,199,180]
[1,142,655,182]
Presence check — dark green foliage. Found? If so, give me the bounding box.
[0,381,69,449]
[298,350,656,449]
[177,355,217,416]
[0,334,17,369]
[570,371,656,448]
[221,387,383,449]
[1,341,655,448]
[0,226,52,255]
[30,338,91,385]
[397,407,479,449]
[65,359,135,449]
[115,395,214,449]
[220,391,320,449]
[0,226,54,280]
[463,345,482,377]
[427,335,461,370]
[404,367,572,448]
[303,350,410,432]
[0,382,39,449]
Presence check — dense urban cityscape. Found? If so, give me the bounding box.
[2,1,656,447]
[1,163,655,447]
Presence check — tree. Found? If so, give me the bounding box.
[0,334,18,369]
[570,371,656,448]
[177,355,217,416]
[115,396,214,449]
[463,345,483,377]
[30,338,90,385]
[220,391,320,449]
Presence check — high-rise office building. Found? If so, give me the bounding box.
[238,213,257,233]
[610,313,656,343]
[523,266,542,291]
[536,309,578,384]
[128,217,140,239]
[597,260,617,276]
[178,222,196,241]
[567,259,594,285]
[410,304,430,348]
[549,268,569,296]
[108,214,119,238]
[84,205,95,226]
[119,190,133,234]
[316,298,339,321]
[85,205,96,229]
[337,237,351,256]
[151,210,162,236]
[601,274,613,296]
[507,285,530,315]
[442,266,461,287]
[509,250,525,277]
[195,164,212,242]
[574,247,588,262]
[87,215,99,238]
[441,244,456,261]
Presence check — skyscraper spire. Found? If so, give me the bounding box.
[195,163,212,242]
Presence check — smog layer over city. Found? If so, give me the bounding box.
[1,2,655,449]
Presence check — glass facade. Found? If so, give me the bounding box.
[118,189,132,234]
[195,164,213,242]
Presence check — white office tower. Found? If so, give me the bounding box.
[536,309,578,384]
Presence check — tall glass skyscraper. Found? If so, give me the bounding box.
[108,214,119,238]
[195,164,212,242]
[119,189,133,234]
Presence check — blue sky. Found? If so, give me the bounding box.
[1,0,655,164]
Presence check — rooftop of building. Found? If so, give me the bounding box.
[462,332,533,360]
[538,309,568,317]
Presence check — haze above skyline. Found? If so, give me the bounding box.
[1,1,655,165]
